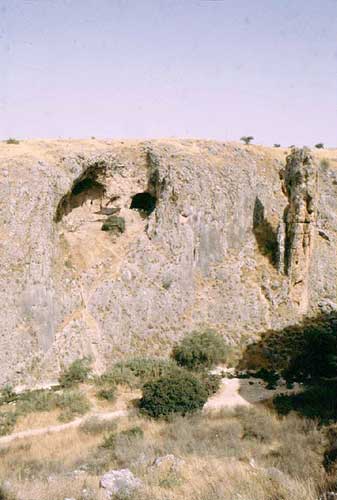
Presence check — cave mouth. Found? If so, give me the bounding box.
[55,174,106,222]
[130,192,156,216]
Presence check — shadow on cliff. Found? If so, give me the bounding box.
[253,197,278,268]
[55,162,107,222]
[235,311,337,423]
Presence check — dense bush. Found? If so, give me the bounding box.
[250,368,280,389]
[274,382,337,423]
[283,325,337,384]
[172,330,228,370]
[267,314,337,422]
[139,370,208,418]
[59,357,92,387]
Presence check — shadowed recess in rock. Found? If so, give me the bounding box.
[55,164,106,222]
[253,197,278,268]
[130,192,156,216]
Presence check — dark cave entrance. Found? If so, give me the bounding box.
[55,168,106,222]
[130,192,156,216]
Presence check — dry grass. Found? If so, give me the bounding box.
[13,409,60,432]
[0,405,331,500]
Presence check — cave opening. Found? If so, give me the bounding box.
[55,173,106,222]
[130,192,156,216]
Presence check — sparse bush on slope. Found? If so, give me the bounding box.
[56,389,91,422]
[0,385,91,435]
[240,135,254,145]
[5,138,20,145]
[0,385,16,405]
[100,357,179,388]
[59,357,92,387]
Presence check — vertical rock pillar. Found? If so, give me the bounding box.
[280,148,317,313]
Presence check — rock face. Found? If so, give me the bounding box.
[0,139,336,385]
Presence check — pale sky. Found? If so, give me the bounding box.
[1,0,336,146]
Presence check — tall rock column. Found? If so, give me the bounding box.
[280,148,318,313]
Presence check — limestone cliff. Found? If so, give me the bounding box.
[0,139,336,386]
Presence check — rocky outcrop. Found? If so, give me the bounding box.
[0,139,336,386]
[100,469,142,498]
[280,148,318,312]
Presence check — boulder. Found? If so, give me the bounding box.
[100,469,142,498]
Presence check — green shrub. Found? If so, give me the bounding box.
[315,143,324,149]
[97,386,116,402]
[56,390,91,422]
[100,364,137,388]
[283,325,337,384]
[250,368,280,389]
[172,330,228,370]
[59,357,92,387]
[16,389,57,415]
[120,357,179,380]
[0,387,91,434]
[5,138,20,145]
[0,385,17,405]
[0,411,17,436]
[101,215,125,233]
[139,370,208,418]
[100,357,179,388]
[274,382,337,423]
[240,136,254,145]
[100,431,117,449]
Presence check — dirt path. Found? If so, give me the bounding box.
[0,377,299,446]
[204,376,301,411]
[0,409,128,446]
[204,378,251,410]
